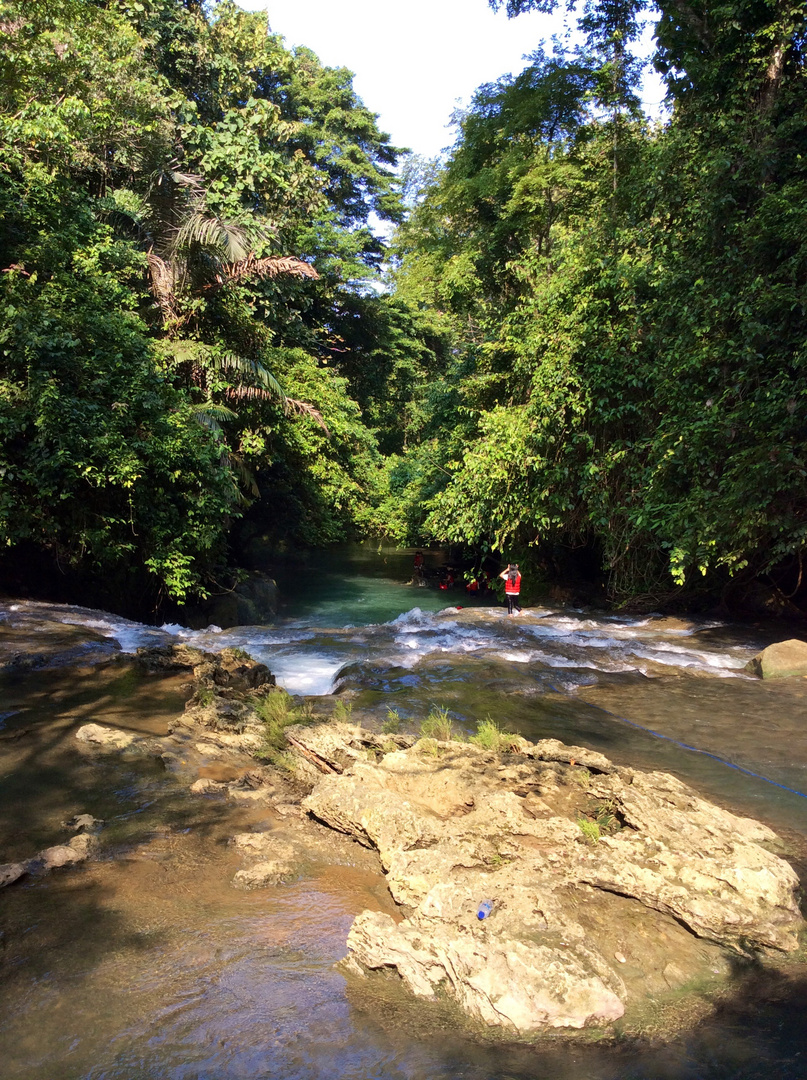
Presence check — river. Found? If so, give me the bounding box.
[1,542,807,1078]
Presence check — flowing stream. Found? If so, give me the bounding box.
[2,542,807,1079]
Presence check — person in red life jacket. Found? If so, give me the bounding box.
[499,563,522,615]
[438,569,455,591]
[412,550,425,585]
[466,576,479,596]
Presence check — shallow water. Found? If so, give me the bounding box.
[2,543,807,1078]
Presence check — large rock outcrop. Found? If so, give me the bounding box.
[295,725,804,1034]
[745,638,807,679]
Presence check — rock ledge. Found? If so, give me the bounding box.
[293,724,803,1034]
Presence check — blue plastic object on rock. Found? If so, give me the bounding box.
[477,899,494,920]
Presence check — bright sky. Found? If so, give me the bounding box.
[235,0,579,158]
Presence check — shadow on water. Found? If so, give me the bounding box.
[0,662,192,861]
[338,957,807,1080]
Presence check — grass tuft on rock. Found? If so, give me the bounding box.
[255,691,315,766]
[419,706,455,741]
[469,717,522,753]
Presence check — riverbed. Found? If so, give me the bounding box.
[2,543,807,1078]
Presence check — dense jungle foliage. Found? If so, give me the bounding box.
[385,0,807,610]
[0,0,804,614]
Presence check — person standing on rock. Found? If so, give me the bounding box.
[499,563,522,616]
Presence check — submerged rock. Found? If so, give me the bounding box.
[746,638,807,679]
[295,726,804,1034]
[38,833,95,870]
[1,821,99,887]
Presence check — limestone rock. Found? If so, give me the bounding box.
[75,723,139,750]
[230,834,301,888]
[347,910,625,1031]
[298,732,804,1034]
[0,861,29,888]
[190,777,226,794]
[61,814,104,832]
[38,834,95,870]
[232,860,295,889]
[745,639,807,679]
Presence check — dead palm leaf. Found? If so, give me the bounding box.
[215,255,319,287]
[224,388,329,434]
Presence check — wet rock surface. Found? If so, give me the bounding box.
[291,723,804,1034]
[0,616,120,672]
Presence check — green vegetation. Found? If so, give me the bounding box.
[470,718,522,753]
[0,0,432,610]
[379,0,807,610]
[577,798,622,842]
[1,0,805,613]
[255,689,314,764]
[419,705,455,742]
[577,818,602,845]
[332,699,354,724]
[382,708,402,734]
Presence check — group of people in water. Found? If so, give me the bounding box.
[412,553,523,616]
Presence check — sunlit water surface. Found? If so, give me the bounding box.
[2,543,807,1079]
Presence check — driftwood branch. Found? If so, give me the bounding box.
[285,734,343,774]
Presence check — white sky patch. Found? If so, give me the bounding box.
[237,1,667,159]
[237,0,574,158]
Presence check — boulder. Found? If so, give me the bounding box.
[298,729,804,1034]
[745,638,807,679]
[75,723,139,750]
[39,834,94,870]
[179,572,279,629]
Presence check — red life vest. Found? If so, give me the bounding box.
[505,572,521,595]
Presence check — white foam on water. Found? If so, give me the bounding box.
[269,654,348,695]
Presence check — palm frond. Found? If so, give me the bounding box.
[222,387,328,433]
[191,401,239,422]
[225,452,260,499]
[146,251,178,317]
[173,212,252,263]
[285,397,330,434]
[169,169,205,191]
[216,255,319,286]
[211,353,286,401]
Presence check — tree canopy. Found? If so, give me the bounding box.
[378,0,807,609]
[0,0,434,609]
[1,0,805,614]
